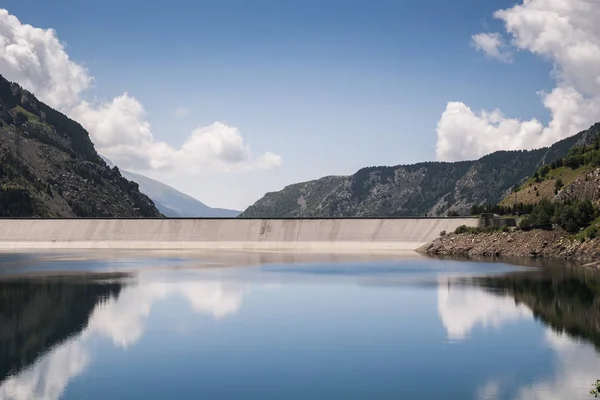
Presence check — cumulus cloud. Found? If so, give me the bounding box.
[70,97,281,172]
[0,9,90,109]
[437,0,600,161]
[0,9,281,173]
[471,32,513,63]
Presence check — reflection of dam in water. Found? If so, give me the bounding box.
[0,218,478,250]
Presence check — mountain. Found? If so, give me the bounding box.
[100,156,239,217]
[501,123,600,207]
[119,170,240,217]
[0,74,162,217]
[241,124,600,218]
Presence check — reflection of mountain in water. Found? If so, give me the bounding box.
[0,276,123,380]
[475,267,600,350]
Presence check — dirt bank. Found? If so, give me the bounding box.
[421,228,600,264]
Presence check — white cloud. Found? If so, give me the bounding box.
[437,0,600,161]
[437,281,532,340]
[0,9,91,110]
[70,97,281,172]
[0,8,282,173]
[471,32,513,63]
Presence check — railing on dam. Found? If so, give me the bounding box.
[0,216,478,220]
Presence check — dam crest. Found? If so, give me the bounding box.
[0,218,479,251]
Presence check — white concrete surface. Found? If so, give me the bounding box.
[0,218,478,251]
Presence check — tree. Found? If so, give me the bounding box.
[591,379,600,398]
[555,179,564,190]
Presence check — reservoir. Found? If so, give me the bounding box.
[0,251,598,399]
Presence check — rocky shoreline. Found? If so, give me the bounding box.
[420,228,600,266]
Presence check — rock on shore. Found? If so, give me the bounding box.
[421,229,600,263]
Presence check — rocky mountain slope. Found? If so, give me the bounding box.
[242,124,599,218]
[118,168,240,217]
[501,125,600,208]
[0,74,162,217]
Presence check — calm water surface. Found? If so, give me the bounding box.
[0,252,599,399]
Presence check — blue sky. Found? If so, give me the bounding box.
[2,0,596,209]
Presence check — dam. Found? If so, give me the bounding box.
[0,217,479,251]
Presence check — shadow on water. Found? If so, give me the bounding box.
[0,273,128,381]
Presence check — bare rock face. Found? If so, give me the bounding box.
[0,74,162,217]
[556,168,600,206]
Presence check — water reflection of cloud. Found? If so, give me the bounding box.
[437,281,532,340]
[0,280,246,400]
[513,330,600,400]
[0,339,89,400]
[474,329,600,400]
[86,282,244,348]
[476,380,500,400]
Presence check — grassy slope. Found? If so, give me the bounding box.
[500,166,591,206]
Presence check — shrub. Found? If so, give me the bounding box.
[454,225,469,234]
[552,199,598,233]
[555,179,564,190]
[454,225,506,235]
[439,230,447,237]
[519,198,555,230]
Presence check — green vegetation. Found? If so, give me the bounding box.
[519,198,598,233]
[592,380,600,398]
[0,184,34,216]
[454,225,509,234]
[13,106,44,126]
[470,203,535,216]
[529,135,600,185]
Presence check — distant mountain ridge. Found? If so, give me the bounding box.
[0,74,162,217]
[241,124,600,218]
[101,157,239,217]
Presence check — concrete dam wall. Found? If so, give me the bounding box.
[0,218,479,251]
